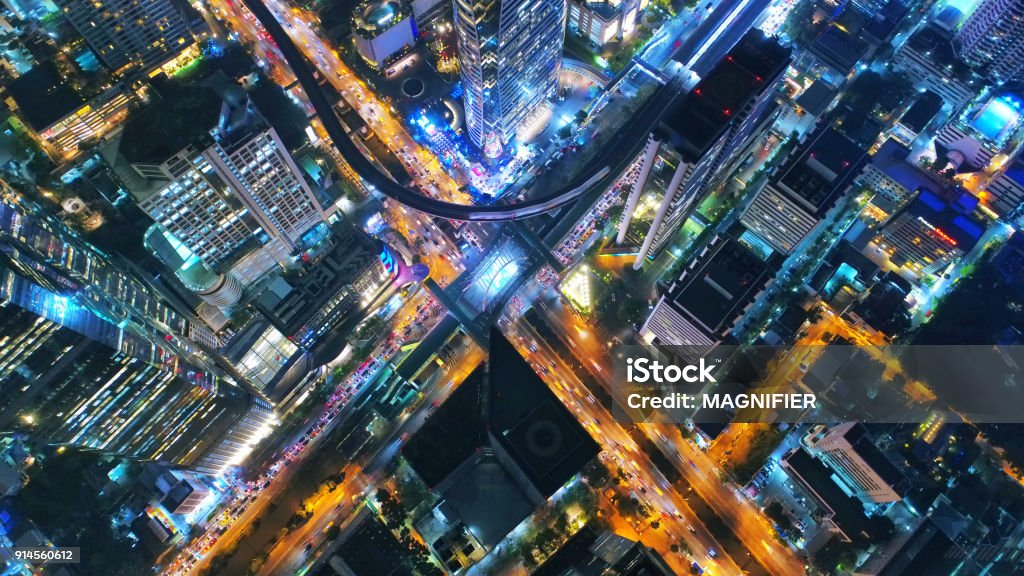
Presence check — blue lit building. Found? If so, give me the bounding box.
[0,182,275,474]
[453,0,566,150]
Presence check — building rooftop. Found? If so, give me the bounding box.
[870,138,947,193]
[119,81,221,164]
[796,80,838,117]
[352,0,411,37]
[899,90,943,133]
[783,448,872,543]
[584,1,621,20]
[534,526,673,576]
[7,62,85,131]
[777,127,868,215]
[403,367,486,488]
[840,423,907,494]
[487,330,600,498]
[335,511,415,576]
[667,235,777,337]
[663,29,790,162]
[905,27,976,83]
[863,0,910,43]
[810,25,869,74]
[902,188,985,251]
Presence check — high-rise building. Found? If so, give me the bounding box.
[893,28,981,112]
[639,233,779,349]
[739,126,868,255]
[0,179,220,369]
[803,423,907,505]
[111,81,325,272]
[873,188,985,278]
[0,184,275,474]
[617,30,790,267]
[56,0,199,75]
[955,0,1024,83]
[452,0,566,149]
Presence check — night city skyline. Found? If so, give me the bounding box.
[0,0,1023,574]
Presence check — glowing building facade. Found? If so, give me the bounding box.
[453,0,566,148]
[119,85,325,272]
[955,0,1024,82]
[56,0,198,75]
[0,184,275,474]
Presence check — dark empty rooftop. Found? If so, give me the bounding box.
[663,29,790,162]
[403,367,485,488]
[8,62,85,131]
[796,81,838,116]
[488,330,600,498]
[667,235,777,337]
[119,81,221,164]
[777,127,867,214]
[899,91,943,133]
[335,512,415,576]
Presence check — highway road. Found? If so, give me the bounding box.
[255,343,486,576]
[501,314,752,575]
[520,296,808,575]
[162,286,445,576]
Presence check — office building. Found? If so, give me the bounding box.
[874,188,985,277]
[255,223,390,349]
[404,330,599,562]
[892,90,943,144]
[142,225,245,309]
[535,526,673,576]
[157,472,211,515]
[0,182,274,474]
[781,448,874,544]
[740,127,868,254]
[353,0,417,70]
[893,28,980,112]
[804,423,907,505]
[5,62,137,160]
[56,0,199,75]
[640,234,778,349]
[0,180,221,372]
[453,0,566,150]
[983,155,1024,217]
[0,271,273,472]
[617,30,791,267]
[113,81,325,271]
[955,0,1024,83]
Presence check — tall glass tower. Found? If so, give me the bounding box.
[453,0,566,150]
[0,181,275,474]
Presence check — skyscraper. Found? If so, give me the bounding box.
[0,178,220,367]
[56,0,198,75]
[955,0,1024,82]
[617,30,791,267]
[453,0,566,150]
[0,183,275,474]
[111,81,326,272]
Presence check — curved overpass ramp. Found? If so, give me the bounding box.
[243,0,676,221]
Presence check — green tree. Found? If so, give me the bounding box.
[782,0,826,47]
